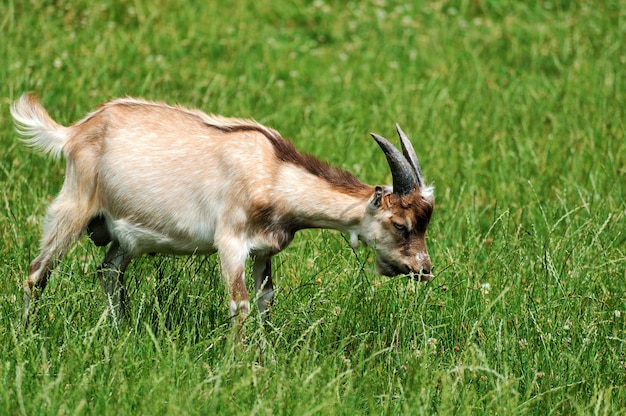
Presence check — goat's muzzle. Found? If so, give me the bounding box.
[413,267,433,281]
[376,257,432,281]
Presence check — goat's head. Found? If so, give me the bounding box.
[361,124,434,280]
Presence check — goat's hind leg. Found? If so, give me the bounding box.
[23,198,94,325]
[97,240,133,328]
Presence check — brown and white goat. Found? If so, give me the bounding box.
[11,93,434,328]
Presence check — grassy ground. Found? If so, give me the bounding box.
[1,0,625,414]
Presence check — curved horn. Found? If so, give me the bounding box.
[370,132,418,196]
[396,124,424,188]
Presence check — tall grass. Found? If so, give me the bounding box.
[1,0,624,414]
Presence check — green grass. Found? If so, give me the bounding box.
[1,0,625,414]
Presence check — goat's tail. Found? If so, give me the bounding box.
[11,93,70,159]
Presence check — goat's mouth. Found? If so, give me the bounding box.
[413,272,433,282]
[376,258,432,281]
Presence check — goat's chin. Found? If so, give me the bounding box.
[376,258,406,277]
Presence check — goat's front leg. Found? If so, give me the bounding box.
[97,240,133,327]
[217,236,251,329]
[253,255,274,324]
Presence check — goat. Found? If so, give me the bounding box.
[11,93,434,330]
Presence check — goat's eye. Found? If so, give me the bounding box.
[393,223,406,232]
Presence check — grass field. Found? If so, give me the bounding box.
[1,0,625,414]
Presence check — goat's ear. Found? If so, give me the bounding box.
[369,186,387,211]
[369,186,384,210]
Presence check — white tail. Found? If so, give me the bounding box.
[11,94,70,159]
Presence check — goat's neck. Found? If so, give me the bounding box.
[275,165,374,241]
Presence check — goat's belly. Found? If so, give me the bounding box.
[110,218,216,255]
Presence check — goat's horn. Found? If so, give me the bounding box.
[371,132,418,196]
[395,124,424,188]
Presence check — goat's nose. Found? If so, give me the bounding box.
[411,265,432,281]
